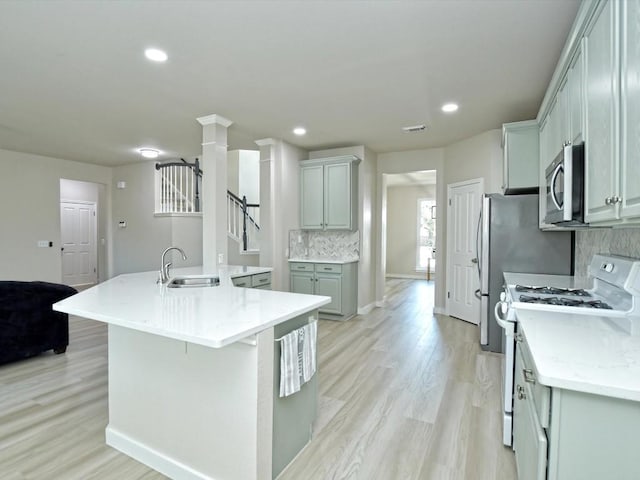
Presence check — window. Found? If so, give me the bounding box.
[416,198,436,272]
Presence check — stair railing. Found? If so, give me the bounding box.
[227,190,260,251]
[155,158,202,213]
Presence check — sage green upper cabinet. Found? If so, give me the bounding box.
[567,48,584,145]
[583,0,640,224]
[502,120,539,194]
[584,0,620,223]
[620,0,640,219]
[300,165,324,229]
[300,155,360,231]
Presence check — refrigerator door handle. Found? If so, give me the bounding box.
[475,206,482,279]
[480,196,490,293]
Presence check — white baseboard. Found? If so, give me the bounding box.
[434,307,446,315]
[357,302,376,315]
[386,273,434,280]
[375,298,386,308]
[106,426,208,480]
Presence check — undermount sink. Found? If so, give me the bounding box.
[167,276,220,288]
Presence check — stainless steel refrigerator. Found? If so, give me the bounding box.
[476,193,573,353]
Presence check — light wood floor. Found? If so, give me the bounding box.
[0,279,517,479]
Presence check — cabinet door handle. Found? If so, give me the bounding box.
[605,196,612,205]
[523,368,536,384]
[323,267,332,270]
[516,385,526,400]
[515,333,523,343]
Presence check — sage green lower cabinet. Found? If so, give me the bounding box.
[289,261,357,320]
[514,335,640,480]
[232,272,272,290]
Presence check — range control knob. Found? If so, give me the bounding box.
[501,302,508,315]
[500,292,506,302]
[602,263,614,273]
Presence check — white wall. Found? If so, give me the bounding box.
[0,148,112,282]
[276,142,304,290]
[111,161,202,275]
[444,129,502,193]
[257,139,306,291]
[386,184,436,277]
[239,150,260,205]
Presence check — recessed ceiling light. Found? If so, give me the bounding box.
[293,127,306,136]
[138,148,160,159]
[144,48,168,62]
[442,103,459,113]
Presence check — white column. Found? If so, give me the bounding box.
[197,114,233,270]
[255,138,279,285]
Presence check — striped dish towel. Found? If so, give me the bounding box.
[302,322,317,383]
[279,329,301,397]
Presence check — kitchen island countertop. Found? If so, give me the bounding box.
[53,265,330,348]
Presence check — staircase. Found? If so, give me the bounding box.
[155,159,201,213]
[227,190,260,252]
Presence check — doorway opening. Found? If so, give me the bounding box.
[59,179,103,288]
[416,198,437,279]
[384,170,437,281]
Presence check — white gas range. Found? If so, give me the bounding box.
[495,254,640,447]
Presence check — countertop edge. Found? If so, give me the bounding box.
[288,258,359,264]
[54,294,331,349]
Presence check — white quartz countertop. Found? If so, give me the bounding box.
[503,272,592,290]
[53,265,331,349]
[516,309,640,401]
[288,258,358,264]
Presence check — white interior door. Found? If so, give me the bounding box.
[61,201,97,286]
[446,179,483,323]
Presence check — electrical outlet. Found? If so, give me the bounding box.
[218,253,224,264]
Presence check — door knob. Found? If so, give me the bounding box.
[471,258,478,264]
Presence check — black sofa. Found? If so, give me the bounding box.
[0,281,77,365]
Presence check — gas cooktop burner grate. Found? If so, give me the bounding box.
[515,285,591,297]
[518,295,612,309]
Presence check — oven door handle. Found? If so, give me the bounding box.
[550,163,564,211]
[494,301,514,337]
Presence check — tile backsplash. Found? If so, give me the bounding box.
[575,228,640,277]
[289,230,360,261]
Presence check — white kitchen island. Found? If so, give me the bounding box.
[53,265,330,480]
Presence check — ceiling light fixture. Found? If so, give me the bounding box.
[402,124,427,133]
[144,48,168,62]
[138,148,160,159]
[442,103,459,113]
[293,127,307,136]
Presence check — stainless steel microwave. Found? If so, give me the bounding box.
[544,143,585,225]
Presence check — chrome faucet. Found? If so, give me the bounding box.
[159,247,187,284]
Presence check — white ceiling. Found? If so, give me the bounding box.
[386,170,437,187]
[0,1,580,167]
